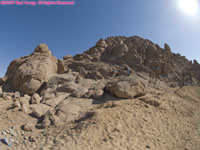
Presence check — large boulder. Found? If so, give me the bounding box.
[5,44,58,95]
[106,76,145,99]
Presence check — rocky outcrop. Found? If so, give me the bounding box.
[5,44,58,95]
[1,35,200,150]
[69,36,200,85]
[40,73,106,102]
[4,36,200,96]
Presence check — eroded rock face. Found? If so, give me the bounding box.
[5,44,58,95]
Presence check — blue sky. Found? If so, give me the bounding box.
[0,0,200,77]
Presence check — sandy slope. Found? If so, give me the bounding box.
[0,85,200,150]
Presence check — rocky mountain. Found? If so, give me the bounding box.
[0,36,200,150]
[71,36,200,85]
[2,36,200,95]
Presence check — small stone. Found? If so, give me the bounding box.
[9,138,14,143]
[24,94,31,100]
[10,131,16,136]
[22,122,33,132]
[13,91,20,99]
[21,131,25,135]
[12,99,21,108]
[5,129,10,134]
[30,93,42,104]
[2,94,12,100]
[29,136,36,142]
[8,128,13,132]
[41,118,51,129]
[2,131,7,135]
[146,145,151,149]
[21,104,29,113]
[32,108,43,118]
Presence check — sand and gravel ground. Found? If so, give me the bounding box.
[0,85,200,150]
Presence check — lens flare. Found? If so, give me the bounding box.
[178,0,199,15]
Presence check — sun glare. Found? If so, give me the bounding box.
[178,0,199,15]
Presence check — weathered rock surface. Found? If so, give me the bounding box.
[55,97,93,122]
[41,73,106,100]
[5,43,58,95]
[30,103,53,118]
[106,76,145,99]
[63,55,73,60]
[30,93,42,104]
[39,110,60,128]
[12,99,21,108]
[13,91,20,99]
[68,36,200,86]
[42,93,70,108]
[15,96,30,106]
[22,122,33,132]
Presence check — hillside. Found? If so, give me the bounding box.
[0,36,200,150]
